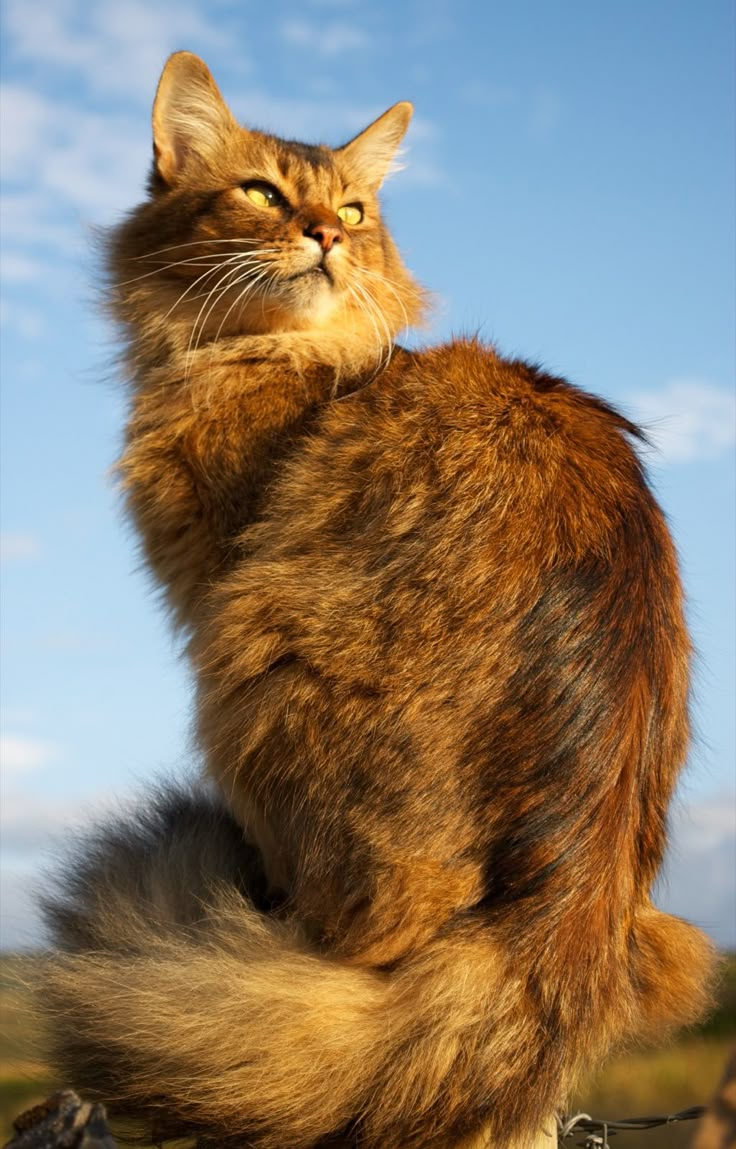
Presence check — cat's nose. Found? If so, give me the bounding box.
[304,221,343,251]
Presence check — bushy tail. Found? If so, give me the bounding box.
[39,786,715,1149]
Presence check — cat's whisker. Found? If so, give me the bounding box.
[346,284,384,371]
[116,254,247,288]
[118,251,282,305]
[132,238,269,261]
[186,259,279,386]
[354,268,404,342]
[350,279,394,375]
[161,257,250,327]
[185,265,247,385]
[358,281,394,356]
[162,254,274,364]
[204,268,283,404]
[357,266,412,335]
[193,269,252,356]
[211,266,278,349]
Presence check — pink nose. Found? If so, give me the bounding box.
[304,222,343,251]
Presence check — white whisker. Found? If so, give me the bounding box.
[357,266,411,335]
[131,238,268,261]
[350,278,393,375]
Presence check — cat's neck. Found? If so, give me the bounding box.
[189,328,395,379]
[116,295,404,391]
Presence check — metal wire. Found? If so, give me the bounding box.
[557,1106,707,1147]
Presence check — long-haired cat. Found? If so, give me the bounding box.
[40,52,715,1149]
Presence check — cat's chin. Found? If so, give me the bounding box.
[267,274,344,330]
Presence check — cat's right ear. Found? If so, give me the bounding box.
[152,52,237,186]
[337,103,414,191]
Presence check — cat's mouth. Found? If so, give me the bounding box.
[286,263,333,286]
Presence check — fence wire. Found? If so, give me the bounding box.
[557,1105,707,1147]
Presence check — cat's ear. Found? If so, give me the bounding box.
[152,52,238,185]
[337,103,413,190]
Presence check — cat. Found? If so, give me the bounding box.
[39,51,715,1149]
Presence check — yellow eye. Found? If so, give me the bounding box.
[337,203,363,226]
[243,182,282,208]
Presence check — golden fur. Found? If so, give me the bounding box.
[40,52,715,1149]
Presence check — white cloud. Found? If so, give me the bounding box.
[0,84,55,173]
[1,86,148,221]
[0,787,122,948]
[280,17,370,57]
[0,775,119,859]
[0,253,46,283]
[37,112,149,216]
[2,0,231,100]
[630,379,736,464]
[0,192,79,255]
[0,533,41,562]
[0,734,57,774]
[0,86,148,288]
[655,790,736,950]
[1,792,84,853]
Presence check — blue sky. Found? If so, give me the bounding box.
[1,0,734,949]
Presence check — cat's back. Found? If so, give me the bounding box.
[266,336,660,575]
[199,336,679,704]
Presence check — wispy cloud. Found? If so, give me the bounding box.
[226,91,441,187]
[0,734,57,773]
[280,17,370,57]
[0,791,100,853]
[2,0,231,100]
[656,790,736,949]
[629,379,736,464]
[0,253,46,284]
[0,533,41,562]
[1,85,148,220]
[0,787,119,948]
[0,84,54,173]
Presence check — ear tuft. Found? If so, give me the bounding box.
[337,102,413,191]
[152,52,237,185]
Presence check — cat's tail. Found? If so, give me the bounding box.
[39,786,714,1149]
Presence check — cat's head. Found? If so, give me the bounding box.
[110,52,426,359]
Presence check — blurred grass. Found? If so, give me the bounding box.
[1,953,734,1146]
[0,955,57,1139]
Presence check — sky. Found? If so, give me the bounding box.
[1,0,734,950]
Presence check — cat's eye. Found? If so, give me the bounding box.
[242,182,283,208]
[337,203,364,226]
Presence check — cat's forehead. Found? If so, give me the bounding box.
[240,130,350,197]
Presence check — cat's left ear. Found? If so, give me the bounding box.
[337,102,413,191]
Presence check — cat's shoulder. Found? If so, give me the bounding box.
[387,336,642,448]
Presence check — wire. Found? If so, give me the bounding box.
[558,1106,707,1147]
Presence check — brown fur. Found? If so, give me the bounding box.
[40,52,715,1149]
